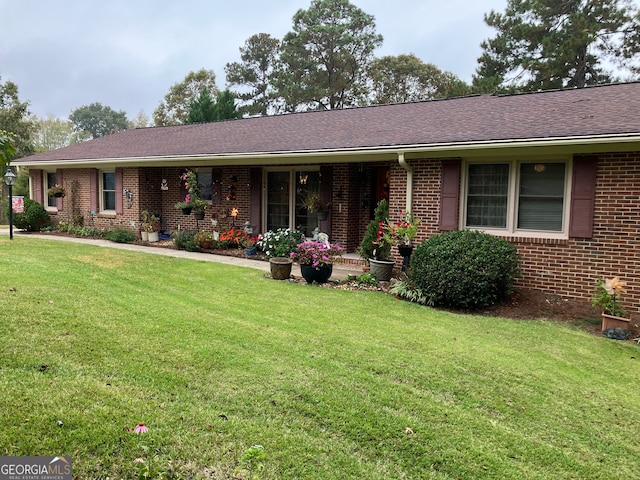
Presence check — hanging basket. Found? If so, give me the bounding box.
[193,211,205,220]
[181,207,192,215]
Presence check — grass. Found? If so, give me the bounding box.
[0,236,639,479]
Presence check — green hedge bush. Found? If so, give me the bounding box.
[11,198,51,232]
[410,230,520,309]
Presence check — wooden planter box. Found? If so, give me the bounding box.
[601,313,630,331]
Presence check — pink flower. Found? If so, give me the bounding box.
[134,422,148,434]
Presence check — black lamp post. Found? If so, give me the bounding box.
[4,167,16,240]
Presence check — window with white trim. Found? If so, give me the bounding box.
[464,160,568,234]
[101,171,116,211]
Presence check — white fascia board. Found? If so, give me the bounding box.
[13,133,640,168]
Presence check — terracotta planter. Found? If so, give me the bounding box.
[269,257,293,280]
[601,313,631,332]
[300,264,333,284]
[369,258,395,282]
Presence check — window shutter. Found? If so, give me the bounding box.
[32,170,44,204]
[115,168,123,214]
[249,168,262,234]
[320,166,332,235]
[569,155,597,238]
[89,169,98,213]
[439,159,461,231]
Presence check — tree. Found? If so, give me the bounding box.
[213,89,241,121]
[276,0,383,111]
[0,77,35,159]
[186,88,217,124]
[153,69,219,126]
[32,114,89,152]
[129,110,150,129]
[368,54,470,104]
[69,103,128,138]
[225,33,282,116]
[474,0,640,93]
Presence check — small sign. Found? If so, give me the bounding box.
[0,456,72,480]
[11,196,23,214]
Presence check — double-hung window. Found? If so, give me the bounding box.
[464,160,568,235]
[101,171,116,212]
[46,172,57,209]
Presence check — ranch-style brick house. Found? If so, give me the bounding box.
[12,82,640,314]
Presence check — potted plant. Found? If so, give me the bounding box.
[47,184,66,198]
[175,200,193,215]
[302,191,331,220]
[592,276,631,332]
[387,211,421,272]
[256,228,305,280]
[191,197,207,220]
[242,236,258,256]
[359,199,396,281]
[290,236,343,284]
[141,211,160,242]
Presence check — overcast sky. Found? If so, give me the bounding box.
[3,0,509,120]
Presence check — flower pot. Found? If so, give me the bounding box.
[269,257,293,280]
[193,211,205,220]
[601,313,630,332]
[54,192,63,198]
[397,244,414,273]
[181,207,192,215]
[141,231,149,242]
[300,264,333,284]
[148,232,159,243]
[369,258,395,282]
[317,211,328,221]
[245,246,257,256]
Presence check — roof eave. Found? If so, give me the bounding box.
[12,133,640,168]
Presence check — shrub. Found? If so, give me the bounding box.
[410,230,520,309]
[172,230,198,251]
[104,227,135,243]
[358,199,389,260]
[11,198,51,232]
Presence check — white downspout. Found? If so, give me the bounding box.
[398,152,413,213]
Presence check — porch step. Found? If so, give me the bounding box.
[336,252,367,268]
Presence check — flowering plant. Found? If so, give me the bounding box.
[220,228,249,248]
[290,240,343,269]
[256,228,304,258]
[387,211,421,245]
[371,221,395,260]
[47,184,66,197]
[175,169,207,212]
[592,276,628,317]
[242,236,258,248]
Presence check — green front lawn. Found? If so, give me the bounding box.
[0,237,638,479]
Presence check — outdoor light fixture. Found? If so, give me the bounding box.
[4,167,16,240]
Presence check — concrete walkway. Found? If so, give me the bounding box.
[0,229,363,281]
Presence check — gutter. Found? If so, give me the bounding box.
[11,133,640,168]
[397,152,413,213]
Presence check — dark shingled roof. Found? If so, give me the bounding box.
[14,82,640,164]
